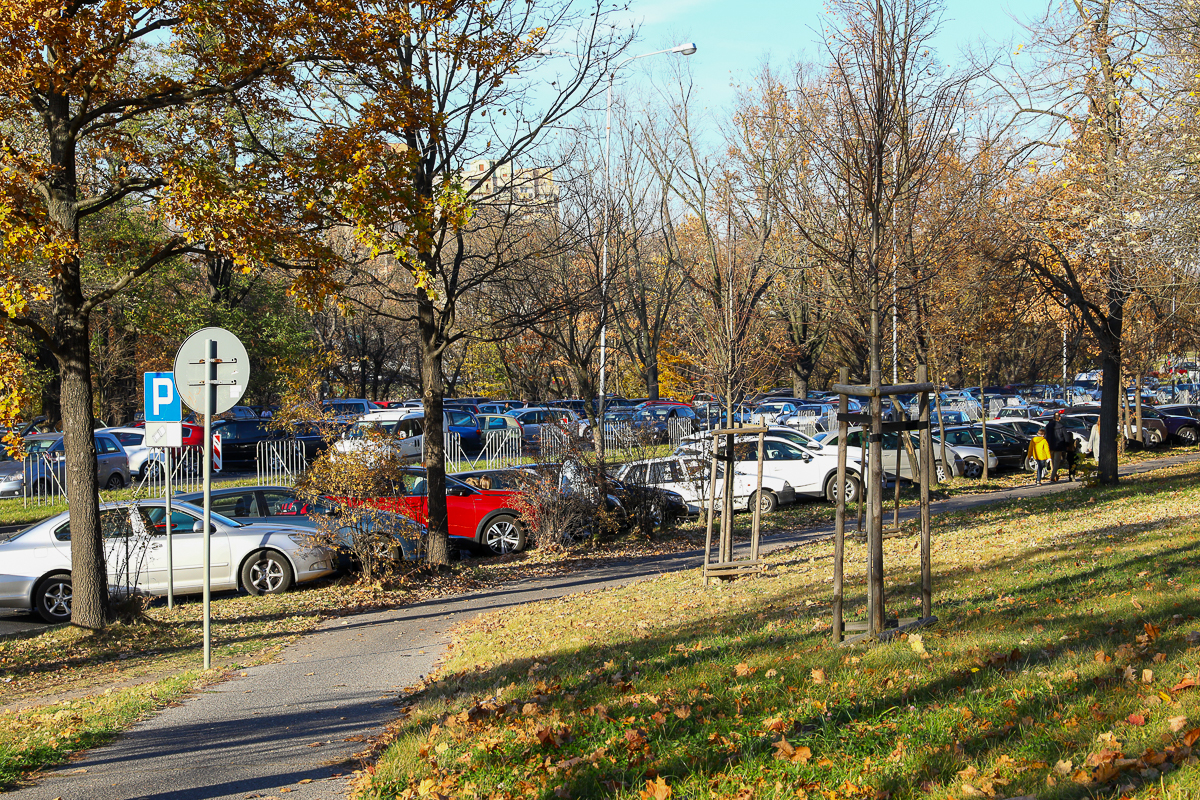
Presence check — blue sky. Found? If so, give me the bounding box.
[621,0,1050,113]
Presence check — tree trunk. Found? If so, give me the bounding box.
[644,347,660,401]
[418,291,450,566]
[59,303,109,628]
[1098,347,1121,484]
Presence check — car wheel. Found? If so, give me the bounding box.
[481,515,525,555]
[1147,429,1163,447]
[749,489,778,514]
[35,574,72,623]
[824,474,861,504]
[241,551,293,595]
[1025,456,1038,472]
[934,462,949,482]
[1179,427,1198,446]
[105,473,124,490]
[963,458,985,480]
[142,460,165,481]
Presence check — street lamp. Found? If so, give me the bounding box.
[597,43,697,437]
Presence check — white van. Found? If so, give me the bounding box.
[335,410,426,462]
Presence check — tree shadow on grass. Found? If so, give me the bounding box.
[375,509,1200,800]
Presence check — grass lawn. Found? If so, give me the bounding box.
[358,459,1200,800]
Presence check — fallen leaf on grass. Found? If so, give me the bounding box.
[1172,676,1198,693]
[811,668,826,684]
[763,716,787,733]
[672,705,691,720]
[639,776,671,800]
[1143,669,1154,684]
[734,662,754,677]
[1185,631,1200,645]
[909,634,927,655]
[1184,729,1200,748]
[1127,714,1146,727]
[773,738,812,763]
[1054,760,1073,776]
[1168,716,1188,733]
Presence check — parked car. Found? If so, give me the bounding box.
[0,500,335,622]
[940,426,1027,470]
[509,407,586,450]
[750,401,800,425]
[24,432,131,491]
[1156,404,1200,445]
[987,419,1043,440]
[680,434,864,504]
[100,427,163,479]
[211,419,327,464]
[814,427,966,483]
[176,485,424,562]
[363,467,528,555]
[0,448,23,498]
[477,400,528,414]
[613,455,797,515]
[322,399,376,421]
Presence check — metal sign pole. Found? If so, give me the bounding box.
[166,446,174,609]
[202,338,215,670]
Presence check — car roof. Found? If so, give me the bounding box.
[100,426,145,435]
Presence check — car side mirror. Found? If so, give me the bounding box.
[191,520,216,533]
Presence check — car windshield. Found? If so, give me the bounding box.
[345,420,400,439]
[26,438,61,454]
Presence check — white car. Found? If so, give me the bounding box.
[0,500,336,623]
[814,427,966,483]
[614,455,798,515]
[678,434,864,504]
[750,401,799,426]
[335,410,427,461]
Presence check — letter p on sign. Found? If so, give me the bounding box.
[144,372,182,422]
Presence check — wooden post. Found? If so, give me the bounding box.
[868,367,885,637]
[980,367,989,482]
[833,367,848,645]
[918,365,932,619]
[858,432,866,532]
[750,430,764,565]
[722,428,735,563]
[702,430,719,584]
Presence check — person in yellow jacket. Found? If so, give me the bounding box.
[1027,430,1051,485]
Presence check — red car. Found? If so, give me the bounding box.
[357,467,526,555]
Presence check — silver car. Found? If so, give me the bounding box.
[23,432,131,492]
[0,500,336,623]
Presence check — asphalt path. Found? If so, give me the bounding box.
[8,451,1200,800]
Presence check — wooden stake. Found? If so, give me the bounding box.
[833,367,849,645]
[918,365,932,618]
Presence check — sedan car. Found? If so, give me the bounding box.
[24,432,131,491]
[0,500,336,623]
[614,455,796,515]
[175,485,424,561]
[815,427,966,483]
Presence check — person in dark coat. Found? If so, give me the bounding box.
[1045,410,1072,482]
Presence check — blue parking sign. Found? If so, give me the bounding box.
[144,372,182,422]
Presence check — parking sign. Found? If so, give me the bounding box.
[144,372,182,422]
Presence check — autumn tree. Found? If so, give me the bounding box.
[980,0,1200,483]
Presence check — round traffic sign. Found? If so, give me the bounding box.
[172,327,251,414]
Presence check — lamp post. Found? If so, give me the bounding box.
[598,42,696,444]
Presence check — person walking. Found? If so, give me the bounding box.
[1027,428,1052,485]
[1045,410,1072,482]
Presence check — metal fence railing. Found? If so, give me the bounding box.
[256,439,307,486]
[21,453,67,508]
[667,418,695,447]
[445,429,523,471]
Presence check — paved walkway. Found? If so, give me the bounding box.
[11,451,1199,800]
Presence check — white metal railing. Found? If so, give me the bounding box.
[256,439,307,486]
[446,429,523,470]
[539,425,573,463]
[134,446,206,497]
[667,418,695,447]
[21,453,67,508]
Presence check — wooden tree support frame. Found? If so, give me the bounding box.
[831,365,936,646]
[702,426,768,583]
